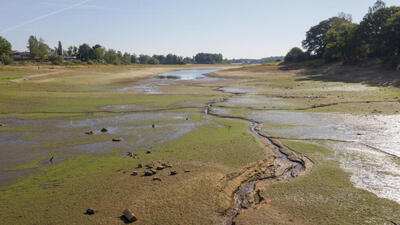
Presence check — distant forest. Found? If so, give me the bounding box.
[0,36,224,65]
[285,0,400,70]
[227,56,283,64]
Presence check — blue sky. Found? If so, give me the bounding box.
[0,0,398,58]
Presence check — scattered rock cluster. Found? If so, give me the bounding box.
[130,161,179,180]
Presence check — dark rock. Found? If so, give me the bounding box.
[122,209,137,222]
[146,150,152,154]
[85,208,95,215]
[184,170,191,173]
[145,163,153,169]
[112,138,122,142]
[85,131,94,135]
[152,124,155,128]
[161,162,172,168]
[152,177,161,181]
[170,171,177,176]
[137,164,142,169]
[0,123,4,127]
[156,166,165,171]
[131,171,138,176]
[144,170,156,176]
[100,128,108,133]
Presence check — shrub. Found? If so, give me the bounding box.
[284,47,307,62]
[49,55,63,65]
[1,55,13,65]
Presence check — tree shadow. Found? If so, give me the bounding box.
[281,62,400,87]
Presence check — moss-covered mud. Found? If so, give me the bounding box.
[1,64,399,224]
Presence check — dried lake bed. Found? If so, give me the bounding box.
[0,64,399,225]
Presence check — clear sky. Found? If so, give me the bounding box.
[0,0,398,59]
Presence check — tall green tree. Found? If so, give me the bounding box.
[383,11,400,64]
[0,36,12,64]
[57,41,63,56]
[359,2,400,56]
[302,17,350,57]
[77,44,91,62]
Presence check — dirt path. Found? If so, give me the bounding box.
[9,69,69,83]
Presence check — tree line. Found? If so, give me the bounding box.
[0,36,224,65]
[284,0,400,69]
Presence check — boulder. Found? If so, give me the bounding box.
[145,150,152,154]
[85,208,95,215]
[137,164,143,169]
[100,128,108,133]
[123,209,137,222]
[152,124,155,128]
[112,138,122,142]
[131,171,138,176]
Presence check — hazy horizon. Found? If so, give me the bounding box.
[1,0,399,59]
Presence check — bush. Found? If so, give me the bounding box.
[49,55,63,65]
[284,47,307,62]
[1,55,13,65]
[397,64,400,71]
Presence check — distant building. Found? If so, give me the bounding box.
[63,56,77,61]
[11,51,30,60]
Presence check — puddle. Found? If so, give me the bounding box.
[110,69,221,94]
[0,112,206,186]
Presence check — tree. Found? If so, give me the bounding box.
[194,53,223,64]
[358,3,400,56]
[67,46,78,57]
[139,54,151,64]
[0,36,12,64]
[90,44,104,61]
[77,44,91,62]
[131,54,138,64]
[37,39,50,61]
[28,35,39,58]
[383,11,400,65]
[302,17,350,57]
[57,41,63,56]
[324,23,364,63]
[104,49,120,65]
[122,53,131,65]
[284,47,307,62]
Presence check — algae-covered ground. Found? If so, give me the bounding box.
[0,63,399,224]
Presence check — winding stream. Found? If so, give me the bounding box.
[205,103,306,225]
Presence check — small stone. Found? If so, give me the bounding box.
[85,208,95,215]
[184,170,191,173]
[145,163,153,169]
[131,172,138,176]
[152,177,161,181]
[144,170,156,176]
[0,123,4,127]
[152,124,155,128]
[112,138,122,142]
[100,128,108,132]
[85,131,94,135]
[145,150,152,154]
[137,164,142,169]
[170,171,177,176]
[162,163,172,168]
[123,209,137,222]
[156,166,165,171]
